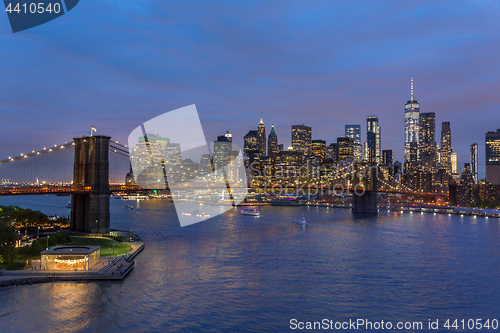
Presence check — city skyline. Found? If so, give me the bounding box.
[1,1,499,179]
[239,107,493,179]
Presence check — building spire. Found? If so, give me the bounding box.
[269,124,276,136]
[259,110,264,124]
[410,77,414,102]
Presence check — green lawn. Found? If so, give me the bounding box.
[14,253,40,261]
[70,237,132,257]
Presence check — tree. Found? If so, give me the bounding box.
[0,219,17,263]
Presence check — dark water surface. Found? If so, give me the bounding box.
[1,195,500,332]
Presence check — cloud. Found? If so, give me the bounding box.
[0,0,499,178]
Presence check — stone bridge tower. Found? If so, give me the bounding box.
[352,162,378,214]
[70,135,111,233]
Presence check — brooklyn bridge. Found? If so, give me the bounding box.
[0,134,446,233]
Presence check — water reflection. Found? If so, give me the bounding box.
[1,196,500,332]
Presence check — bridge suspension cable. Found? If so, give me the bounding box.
[0,141,76,166]
[0,138,132,185]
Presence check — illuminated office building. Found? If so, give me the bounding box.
[366,116,381,163]
[268,125,279,158]
[130,133,170,187]
[256,118,266,156]
[213,135,231,180]
[131,133,170,168]
[337,137,354,162]
[382,150,393,165]
[326,143,338,163]
[292,124,312,154]
[404,78,420,171]
[311,140,326,164]
[451,153,457,174]
[461,163,473,185]
[436,143,440,165]
[419,112,436,173]
[486,129,500,185]
[227,150,243,184]
[198,154,213,180]
[470,143,478,185]
[165,143,182,182]
[345,125,361,162]
[440,122,452,173]
[244,130,258,157]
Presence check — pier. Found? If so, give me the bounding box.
[0,241,144,287]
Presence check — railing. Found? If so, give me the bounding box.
[98,255,124,275]
[125,242,145,262]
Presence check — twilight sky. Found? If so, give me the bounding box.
[1,0,499,178]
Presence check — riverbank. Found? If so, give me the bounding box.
[0,241,144,288]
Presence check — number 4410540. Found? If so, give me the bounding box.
[444,319,499,330]
[6,3,62,14]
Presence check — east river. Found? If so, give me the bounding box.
[1,195,500,332]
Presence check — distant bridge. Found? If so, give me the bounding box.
[0,134,448,227]
[0,184,139,196]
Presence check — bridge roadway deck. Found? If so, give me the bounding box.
[0,185,137,195]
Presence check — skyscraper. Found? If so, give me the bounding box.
[268,125,279,158]
[451,153,457,174]
[198,154,213,181]
[243,130,258,157]
[382,150,393,165]
[224,131,232,143]
[214,134,241,182]
[345,125,361,162]
[486,129,500,185]
[256,118,266,156]
[131,133,170,181]
[440,122,452,173]
[366,116,381,163]
[291,124,312,154]
[470,143,478,185]
[165,143,182,182]
[461,163,473,185]
[311,140,326,164]
[404,77,420,171]
[337,137,354,162]
[419,112,436,173]
[325,143,338,163]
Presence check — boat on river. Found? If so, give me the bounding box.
[182,209,210,218]
[293,214,307,225]
[240,207,260,216]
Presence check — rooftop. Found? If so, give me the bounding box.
[41,245,100,256]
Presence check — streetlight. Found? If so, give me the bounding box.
[37,226,40,239]
[96,219,98,234]
[46,235,49,250]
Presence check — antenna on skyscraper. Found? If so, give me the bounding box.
[410,77,414,102]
